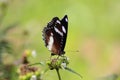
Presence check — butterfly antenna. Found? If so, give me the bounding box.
[66,50,80,52]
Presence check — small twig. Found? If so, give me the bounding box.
[56,69,61,80]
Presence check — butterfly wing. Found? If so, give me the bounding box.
[42,15,68,55]
[60,15,68,52]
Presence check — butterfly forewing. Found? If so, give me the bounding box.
[60,15,68,52]
[42,15,68,55]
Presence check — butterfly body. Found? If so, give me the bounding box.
[42,15,68,55]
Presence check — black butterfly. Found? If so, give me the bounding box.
[42,15,68,56]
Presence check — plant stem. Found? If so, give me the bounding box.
[56,69,61,80]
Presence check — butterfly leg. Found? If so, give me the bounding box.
[50,53,55,60]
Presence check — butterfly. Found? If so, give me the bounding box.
[42,15,68,56]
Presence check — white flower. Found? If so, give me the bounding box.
[32,50,36,57]
[61,62,67,69]
[30,75,37,80]
[66,57,69,61]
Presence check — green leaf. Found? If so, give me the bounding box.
[97,74,118,80]
[65,67,83,78]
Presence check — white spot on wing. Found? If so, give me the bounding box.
[65,18,68,22]
[56,20,61,24]
[54,27,63,36]
[62,26,66,33]
[47,33,54,50]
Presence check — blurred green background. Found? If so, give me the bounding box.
[0,0,120,80]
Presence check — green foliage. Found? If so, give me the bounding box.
[28,55,82,80]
